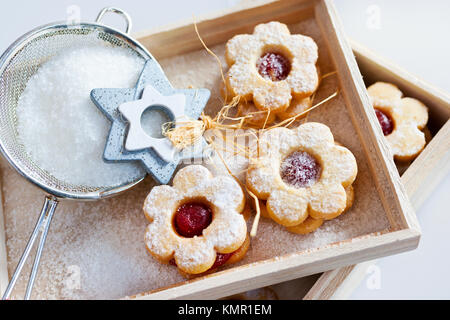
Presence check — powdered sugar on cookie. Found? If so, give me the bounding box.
[367,82,428,161]
[247,122,357,226]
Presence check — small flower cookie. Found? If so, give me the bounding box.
[368,82,428,161]
[144,165,248,275]
[225,21,319,113]
[246,122,357,227]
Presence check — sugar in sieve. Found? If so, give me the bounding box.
[0,7,153,299]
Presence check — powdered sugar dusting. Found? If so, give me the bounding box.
[16,43,145,187]
[143,166,247,272]
[267,189,308,223]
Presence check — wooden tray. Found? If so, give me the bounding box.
[303,41,450,300]
[238,40,450,300]
[0,0,420,300]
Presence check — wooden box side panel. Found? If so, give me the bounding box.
[132,229,418,300]
[304,42,450,301]
[315,1,418,233]
[351,42,450,208]
[134,0,316,60]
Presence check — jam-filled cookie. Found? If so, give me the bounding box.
[246,122,357,227]
[367,82,428,161]
[144,165,248,275]
[225,21,319,113]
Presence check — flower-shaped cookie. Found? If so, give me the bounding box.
[246,122,357,226]
[367,82,428,161]
[144,165,247,274]
[225,21,319,113]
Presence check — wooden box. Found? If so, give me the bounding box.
[236,40,450,300]
[0,0,421,299]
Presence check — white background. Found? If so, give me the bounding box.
[0,0,449,299]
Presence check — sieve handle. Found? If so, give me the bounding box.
[1,196,58,300]
[95,7,133,35]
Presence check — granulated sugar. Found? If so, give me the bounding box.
[3,17,390,300]
[16,44,146,187]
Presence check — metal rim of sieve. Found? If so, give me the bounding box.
[0,7,154,300]
[0,10,153,201]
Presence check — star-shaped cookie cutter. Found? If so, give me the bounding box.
[91,59,211,184]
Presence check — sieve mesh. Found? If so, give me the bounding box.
[0,23,150,199]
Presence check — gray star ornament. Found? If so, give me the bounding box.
[90,59,211,184]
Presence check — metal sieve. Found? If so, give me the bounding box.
[0,7,152,299]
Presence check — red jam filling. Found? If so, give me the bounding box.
[256,52,291,81]
[211,253,233,269]
[375,109,394,136]
[281,151,321,188]
[174,202,212,238]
